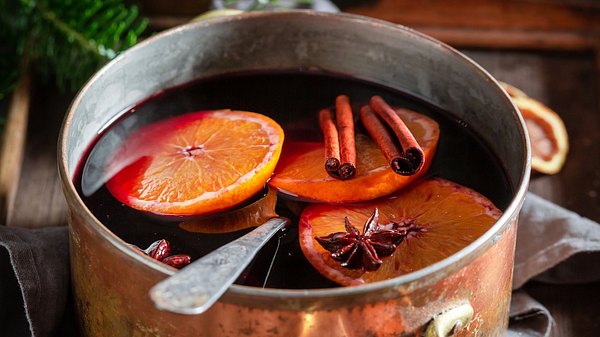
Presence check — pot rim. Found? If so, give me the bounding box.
[58,10,531,299]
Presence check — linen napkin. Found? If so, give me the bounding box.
[0,226,69,337]
[2,193,600,337]
[514,193,600,288]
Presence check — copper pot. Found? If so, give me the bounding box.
[58,11,530,337]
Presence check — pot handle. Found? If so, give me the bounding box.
[424,302,474,337]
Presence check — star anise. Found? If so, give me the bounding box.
[315,208,421,271]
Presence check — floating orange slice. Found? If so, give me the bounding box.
[179,187,278,234]
[299,178,501,286]
[500,82,569,174]
[106,110,284,216]
[269,109,439,203]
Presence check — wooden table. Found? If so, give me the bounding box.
[3,2,600,335]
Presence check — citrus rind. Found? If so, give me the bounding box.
[512,96,569,175]
[298,178,502,286]
[270,108,440,203]
[106,110,284,216]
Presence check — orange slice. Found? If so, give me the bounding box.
[179,187,278,234]
[299,178,501,285]
[499,81,527,99]
[269,109,439,203]
[500,82,569,174]
[106,110,284,216]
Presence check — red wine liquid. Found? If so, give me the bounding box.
[75,71,513,289]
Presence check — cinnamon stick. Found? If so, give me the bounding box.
[359,105,405,173]
[369,96,424,175]
[335,95,356,180]
[319,108,341,175]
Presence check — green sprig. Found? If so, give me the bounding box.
[20,0,148,91]
[0,0,147,130]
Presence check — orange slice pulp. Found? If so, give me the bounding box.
[269,108,440,203]
[106,110,284,216]
[500,82,569,174]
[299,178,502,286]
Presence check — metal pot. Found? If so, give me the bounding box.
[58,11,530,337]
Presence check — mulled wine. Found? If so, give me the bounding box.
[75,71,512,289]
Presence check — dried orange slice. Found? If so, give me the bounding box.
[269,109,439,203]
[106,110,284,216]
[501,82,569,174]
[499,81,527,99]
[299,178,501,285]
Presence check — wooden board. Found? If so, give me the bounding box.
[5,80,69,228]
[0,72,31,226]
[146,0,600,51]
[343,0,600,50]
[464,50,600,221]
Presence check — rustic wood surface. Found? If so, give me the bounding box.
[343,0,600,31]
[6,80,69,229]
[0,72,31,225]
[464,50,600,222]
[146,0,600,50]
[342,0,600,50]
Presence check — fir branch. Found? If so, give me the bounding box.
[23,0,148,91]
[0,0,147,94]
[37,3,108,59]
[0,0,147,131]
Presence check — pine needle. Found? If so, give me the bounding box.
[0,0,147,130]
[23,0,148,91]
[1,0,148,94]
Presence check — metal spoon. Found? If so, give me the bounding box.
[149,217,289,315]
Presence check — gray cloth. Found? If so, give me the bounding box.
[504,194,600,337]
[514,193,600,288]
[1,193,600,336]
[507,291,554,337]
[0,226,70,337]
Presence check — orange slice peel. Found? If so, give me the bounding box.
[106,109,284,216]
[179,187,278,234]
[269,108,440,203]
[299,178,502,286]
[500,82,569,174]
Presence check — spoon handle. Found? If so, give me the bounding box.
[150,217,289,315]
